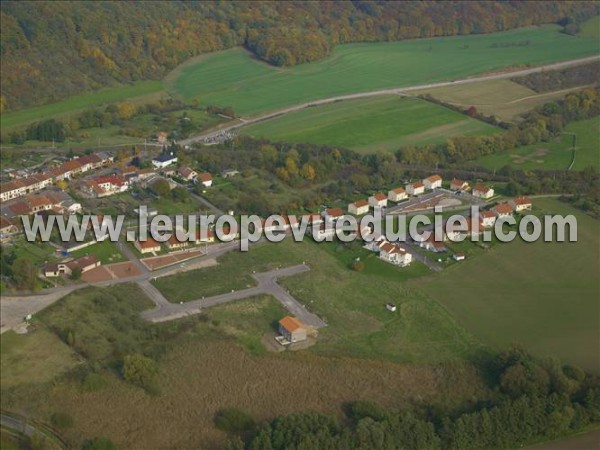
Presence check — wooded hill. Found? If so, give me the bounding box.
[1,1,598,112]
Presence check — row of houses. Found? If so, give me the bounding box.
[1,190,82,220]
[0,153,112,202]
[177,166,213,187]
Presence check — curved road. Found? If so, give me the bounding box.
[181,55,600,145]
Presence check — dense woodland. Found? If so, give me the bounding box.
[513,61,600,93]
[2,1,599,111]
[215,346,600,449]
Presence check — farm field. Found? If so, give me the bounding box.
[169,25,600,116]
[472,116,600,170]
[242,96,498,152]
[1,80,164,131]
[420,198,600,373]
[414,79,588,121]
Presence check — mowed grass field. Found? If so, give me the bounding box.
[472,116,600,170]
[242,96,498,152]
[414,79,588,122]
[169,25,600,116]
[420,198,600,373]
[1,80,164,131]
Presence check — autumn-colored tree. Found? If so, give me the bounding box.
[301,163,316,181]
[117,101,136,120]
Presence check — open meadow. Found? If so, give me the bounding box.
[242,96,498,152]
[413,79,589,122]
[471,116,600,170]
[420,198,600,373]
[1,81,164,131]
[169,25,600,116]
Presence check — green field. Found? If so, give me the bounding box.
[579,15,600,39]
[472,116,600,170]
[1,80,164,131]
[415,79,587,122]
[170,25,600,116]
[242,96,498,152]
[420,198,600,372]
[69,240,126,265]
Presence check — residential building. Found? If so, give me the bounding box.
[368,193,388,208]
[510,196,532,212]
[450,178,469,191]
[453,252,466,261]
[221,169,239,178]
[278,316,307,343]
[166,234,189,250]
[479,210,497,228]
[0,173,52,201]
[197,172,213,187]
[472,184,494,199]
[152,153,178,169]
[406,181,425,196]
[85,175,129,197]
[322,207,344,222]
[43,255,101,277]
[135,238,162,254]
[423,175,442,190]
[0,216,18,238]
[195,228,215,243]
[493,203,514,219]
[388,187,407,202]
[348,199,369,215]
[418,236,447,253]
[379,242,413,266]
[178,167,197,182]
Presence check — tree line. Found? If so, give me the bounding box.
[512,61,600,93]
[2,1,599,111]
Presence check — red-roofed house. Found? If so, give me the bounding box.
[388,187,407,202]
[423,175,442,190]
[510,196,532,212]
[450,178,469,191]
[278,316,307,343]
[493,203,514,218]
[135,238,162,254]
[406,181,425,196]
[197,172,213,187]
[479,210,497,228]
[322,208,344,222]
[473,184,494,199]
[178,167,198,182]
[348,199,369,215]
[368,193,388,208]
[379,242,413,266]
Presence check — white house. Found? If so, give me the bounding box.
[510,196,532,212]
[450,178,469,191]
[388,187,407,202]
[406,181,425,196]
[368,193,388,208]
[197,172,213,187]
[379,242,412,267]
[152,153,178,169]
[348,199,369,216]
[493,203,514,219]
[453,253,466,261]
[178,167,197,181]
[472,184,494,199]
[479,210,497,228]
[322,207,344,222]
[423,175,442,190]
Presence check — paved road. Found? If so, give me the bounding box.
[141,264,326,328]
[181,55,600,146]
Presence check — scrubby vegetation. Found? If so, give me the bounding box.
[240,346,600,449]
[2,2,598,111]
[513,61,600,93]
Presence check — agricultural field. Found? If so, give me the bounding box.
[242,96,498,152]
[1,81,164,131]
[420,198,600,373]
[472,116,600,170]
[414,79,587,122]
[168,25,600,116]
